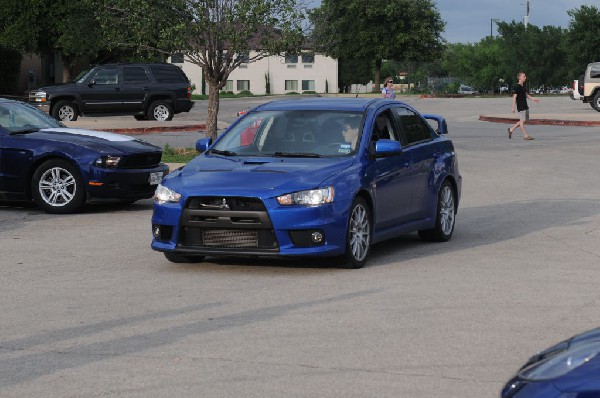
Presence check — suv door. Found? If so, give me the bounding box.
[121,66,150,113]
[80,67,123,113]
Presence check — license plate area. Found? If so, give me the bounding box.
[149,171,163,185]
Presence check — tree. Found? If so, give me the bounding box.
[310,0,445,91]
[97,0,304,139]
[566,5,600,77]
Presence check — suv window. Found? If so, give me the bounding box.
[393,107,431,145]
[124,67,149,84]
[93,68,119,85]
[591,65,600,79]
[149,65,188,83]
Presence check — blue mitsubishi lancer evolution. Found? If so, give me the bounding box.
[151,98,461,268]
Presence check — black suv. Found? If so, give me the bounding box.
[29,63,194,121]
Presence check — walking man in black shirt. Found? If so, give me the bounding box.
[508,72,539,140]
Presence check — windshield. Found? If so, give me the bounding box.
[212,110,365,157]
[0,102,64,132]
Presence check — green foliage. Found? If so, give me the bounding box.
[311,0,444,87]
[238,90,253,97]
[302,91,317,94]
[338,57,373,92]
[0,47,22,94]
[285,91,300,95]
[566,5,600,76]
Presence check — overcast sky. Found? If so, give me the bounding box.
[306,0,599,43]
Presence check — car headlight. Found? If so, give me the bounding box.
[277,187,334,206]
[519,341,600,381]
[154,184,182,204]
[31,91,47,102]
[94,155,121,168]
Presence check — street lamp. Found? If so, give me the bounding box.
[490,18,499,37]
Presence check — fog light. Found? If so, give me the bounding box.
[311,231,324,244]
[153,225,161,238]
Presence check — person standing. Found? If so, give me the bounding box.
[508,72,539,140]
[382,77,397,99]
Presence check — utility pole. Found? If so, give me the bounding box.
[523,0,530,28]
[490,18,499,37]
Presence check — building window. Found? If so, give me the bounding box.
[224,80,233,91]
[170,53,184,63]
[302,80,315,91]
[237,52,249,63]
[301,52,314,63]
[285,80,298,91]
[285,53,298,64]
[237,80,250,91]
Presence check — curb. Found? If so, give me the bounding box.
[478,115,600,127]
[104,124,206,135]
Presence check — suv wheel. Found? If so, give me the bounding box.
[148,100,173,121]
[592,92,600,111]
[52,100,78,121]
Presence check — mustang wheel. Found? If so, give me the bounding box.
[164,252,205,263]
[52,100,78,121]
[31,159,85,214]
[148,100,173,121]
[338,197,371,269]
[418,180,456,242]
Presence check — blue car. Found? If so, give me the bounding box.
[151,98,461,268]
[0,98,168,213]
[502,327,600,397]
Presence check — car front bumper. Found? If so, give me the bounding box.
[151,197,351,258]
[86,163,169,200]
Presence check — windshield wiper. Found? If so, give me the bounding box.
[9,127,41,135]
[208,149,238,156]
[272,152,323,158]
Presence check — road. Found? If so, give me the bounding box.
[2,96,600,397]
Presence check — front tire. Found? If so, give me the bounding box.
[31,159,86,214]
[148,100,174,121]
[593,92,600,111]
[418,180,456,242]
[52,100,78,121]
[163,252,205,263]
[337,197,371,269]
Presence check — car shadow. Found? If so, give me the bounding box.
[167,198,600,271]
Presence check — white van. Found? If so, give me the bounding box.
[458,85,477,95]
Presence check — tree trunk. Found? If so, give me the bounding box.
[375,59,382,92]
[207,82,220,140]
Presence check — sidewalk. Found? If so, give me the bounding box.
[479,112,600,126]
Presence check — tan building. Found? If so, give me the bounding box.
[172,51,338,95]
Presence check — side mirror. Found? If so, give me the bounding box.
[422,114,449,134]
[374,139,402,157]
[87,80,96,87]
[196,137,212,153]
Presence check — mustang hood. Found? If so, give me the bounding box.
[170,155,355,197]
[33,128,160,153]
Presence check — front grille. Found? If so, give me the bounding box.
[177,196,278,251]
[119,152,162,169]
[202,229,259,248]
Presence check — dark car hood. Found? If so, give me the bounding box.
[171,154,355,197]
[31,128,161,153]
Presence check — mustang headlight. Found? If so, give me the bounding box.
[519,341,600,381]
[154,184,182,204]
[277,187,334,206]
[94,155,121,168]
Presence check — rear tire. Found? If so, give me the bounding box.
[52,100,78,121]
[148,100,174,121]
[418,180,456,242]
[163,252,205,263]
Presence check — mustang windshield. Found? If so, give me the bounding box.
[212,110,365,157]
[0,102,64,133]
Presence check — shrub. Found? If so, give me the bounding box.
[237,90,253,97]
[302,90,317,94]
[285,91,299,95]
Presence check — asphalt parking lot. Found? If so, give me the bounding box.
[1,96,600,397]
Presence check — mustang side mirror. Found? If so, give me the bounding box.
[196,137,212,153]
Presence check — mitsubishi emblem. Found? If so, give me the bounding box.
[219,199,230,210]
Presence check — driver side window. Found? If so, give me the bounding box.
[93,68,119,85]
[371,110,399,144]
